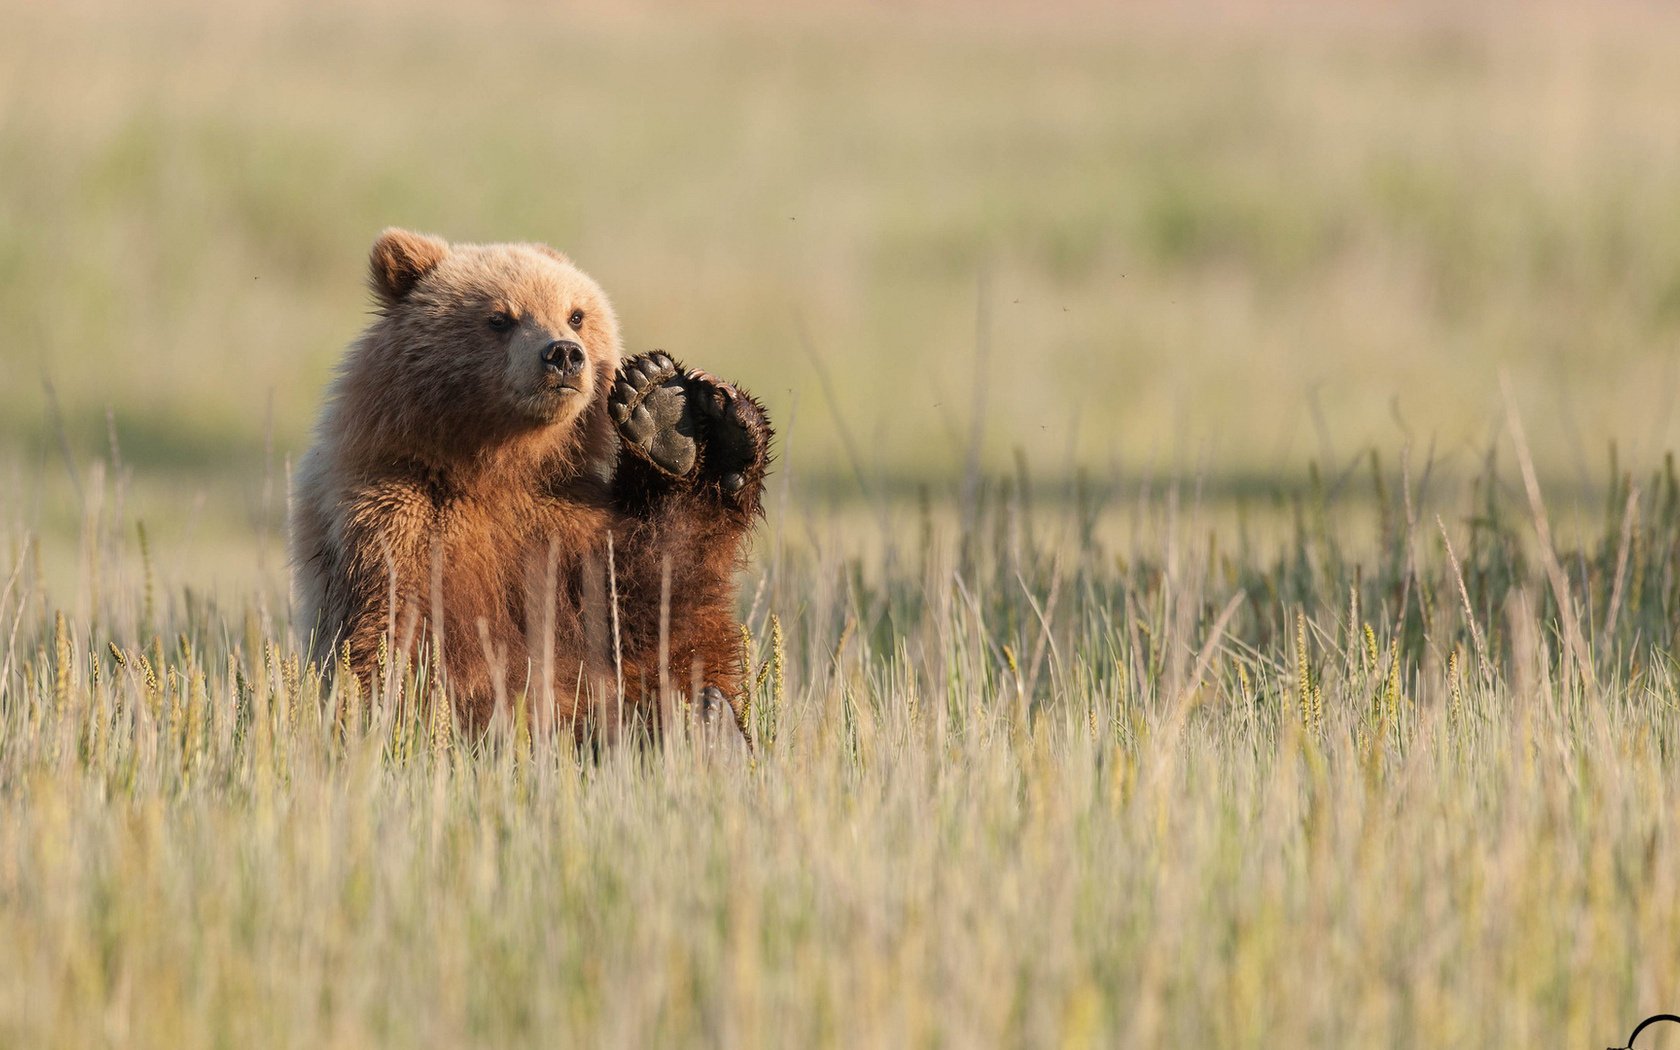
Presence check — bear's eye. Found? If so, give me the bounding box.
[487,312,515,332]
[568,309,585,330]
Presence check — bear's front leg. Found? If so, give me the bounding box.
[605,352,773,744]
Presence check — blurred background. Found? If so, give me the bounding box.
[5,0,1680,593]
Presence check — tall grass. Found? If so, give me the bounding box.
[0,441,1674,1047]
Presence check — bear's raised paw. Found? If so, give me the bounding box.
[610,352,771,504]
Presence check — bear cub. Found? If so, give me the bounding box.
[290,228,772,741]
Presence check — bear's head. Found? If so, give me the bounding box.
[331,228,623,481]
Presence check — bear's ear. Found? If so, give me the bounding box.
[369,228,449,306]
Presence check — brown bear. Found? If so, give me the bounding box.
[289,228,772,740]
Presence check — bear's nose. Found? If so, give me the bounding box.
[542,340,586,377]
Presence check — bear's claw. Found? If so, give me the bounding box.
[697,685,753,751]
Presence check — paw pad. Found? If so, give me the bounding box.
[609,352,697,477]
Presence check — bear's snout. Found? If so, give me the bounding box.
[541,340,586,380]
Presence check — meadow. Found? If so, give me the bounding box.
[4,1,1680,1046]
[4,441,1678,1046]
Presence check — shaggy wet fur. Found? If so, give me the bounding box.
[290,229,771,737]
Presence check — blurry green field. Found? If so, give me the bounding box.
[10,2,1680,566]
[6,1,1680,1046]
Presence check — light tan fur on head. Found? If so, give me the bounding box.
[327,228,623,482]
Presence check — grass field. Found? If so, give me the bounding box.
[6,0,1680,1046]
[3,445,1678,1046]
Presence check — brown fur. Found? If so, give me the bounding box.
[290,229,769,737]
